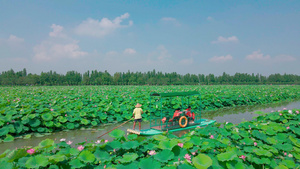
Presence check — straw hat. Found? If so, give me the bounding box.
[135,103,142,108]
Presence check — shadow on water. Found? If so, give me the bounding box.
[1,100,299,153]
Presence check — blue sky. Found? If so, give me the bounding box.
[0,1,299,75]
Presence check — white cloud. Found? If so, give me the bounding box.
[209,55,233,62]
[179,58,194,65]
[157,45,171,61]
[106,51,118,56]
[33,24,87,62]
[34,41,87,61]
[75,13,133,37]
[49,24,66,38]
[8,35,24,43]
[246,50,271,61]
[212,36,239,44]
[161,17,180,26]
[123,48,136,55]
[274,55,296,62]
[207,16,214,21]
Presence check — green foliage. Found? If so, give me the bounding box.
[0,109,299,168]
[1,85,300,141]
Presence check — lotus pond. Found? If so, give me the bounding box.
[1,85,300,143]
[0,108,299,168]
[0,99,299,154]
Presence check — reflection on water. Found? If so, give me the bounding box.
[0,100,299,153]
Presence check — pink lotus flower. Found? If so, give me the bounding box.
[65,114,67,117]
[27,148,35,155]
[296,111,299,114]
[284,152,287,156]
[254,142,257,146]
[283,108,287,110]
[77,145,84,151]
[287,126,290,129]
[60,138,66,141]
[191,152,196,155]
[105,140,109,143]
[239,155,246,161]
[214,149,216,152]
[279,113,282,116]
[67,141,73,145]
[148,150,156,156]
[95,140,101,144]
[51,109,54,111]
[104,165,106,168]
[209,135,214,139]
[184,154,191,163]
[178,143,183,148]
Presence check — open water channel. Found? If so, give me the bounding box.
[1,100,299,153]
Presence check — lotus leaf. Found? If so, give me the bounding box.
[127,134,137,140]
[69,158,85,168]
[190,136,201,145]
[154,149,174,162]
[91,121,98,126]
[217,150,237,162]
[122,141,139,150]
[157,139,177,150]
[45,121,54,127]
[3,135,14,142]
[106,140,121,150]
[275,133,288,143]
[274,143,293,152]
[281,160,295,168]
[41,113,53,121]
[25,155,49,168]
[265,128,276,135]
[66,123,75,129]
[79,118,89,125]
[192,154,212,169]
[0,127,9,136]
[119,153,138,163]
[94,149,111,162]
[252,157,271,165]
[109,129,125,139]
[153,135,167,141]
[13,122,23,134]
[48,165,59,169]
[78,150,95,163]
[117,162,139,169]
[267,137,278,145]
[253,148,273,157]
[289,136,300,148]
[39,139,54,148]
[58,116,67,123]
[252,130,267,141]
[139,158,161,169]
[29,119,41,127]
[177,164,195,169]
[6,149,27,162]
[0,160,13,169]
[17,157,29,168]
[274,165,289,169]
[269,115,280,121]
[48,154,67,162]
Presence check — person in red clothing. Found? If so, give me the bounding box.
[185,106,195,121]
[168,108,182,122]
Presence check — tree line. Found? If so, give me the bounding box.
[0,68,299,86]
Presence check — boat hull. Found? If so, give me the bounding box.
[127,119,216,136]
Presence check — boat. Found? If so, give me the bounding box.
[127,91,216,136]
